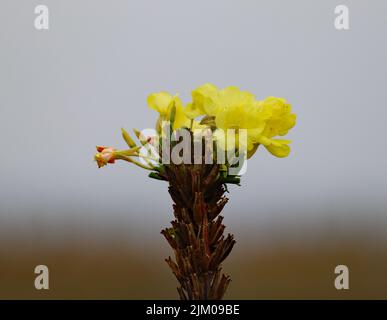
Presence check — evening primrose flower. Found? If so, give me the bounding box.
[183,84,296,158]
[214,87,271,151]
[255,97,296,158]
[147,92,190,130]
[96,85,296,171]
[260,97,296,137]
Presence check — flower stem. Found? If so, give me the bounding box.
[161,163,235,299]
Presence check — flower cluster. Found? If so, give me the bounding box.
[94,84,296,174]
[148,83,296,158]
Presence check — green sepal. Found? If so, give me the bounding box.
[148,172,167,181]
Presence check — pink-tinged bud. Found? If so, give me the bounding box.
[96,146,107,152]
[94,146,116,168]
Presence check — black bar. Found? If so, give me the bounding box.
[0,300,385,318]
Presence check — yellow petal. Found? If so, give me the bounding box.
[184,102,203,119]
[147,92,173,115]
[247,143,259,159]
[189,83,218,117]
[172,100,191,130]
[264,140,291,158]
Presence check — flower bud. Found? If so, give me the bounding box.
[121,128,136,148]
[94,146,116,168]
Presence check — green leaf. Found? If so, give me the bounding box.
[148,172,167,181]
[220,176,241,185]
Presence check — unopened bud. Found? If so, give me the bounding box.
[121,128,136,148]
[94,146,116,168]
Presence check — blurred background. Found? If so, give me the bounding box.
[0,0,386,299]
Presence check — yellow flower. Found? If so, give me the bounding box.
[147,92,190,130]
[261,97,296,137]
[184,83,219,119]
[183,84,297,158]
[214,87,271,151]
[255,97,296,158]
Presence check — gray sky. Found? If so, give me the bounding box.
[0,0,386,246]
